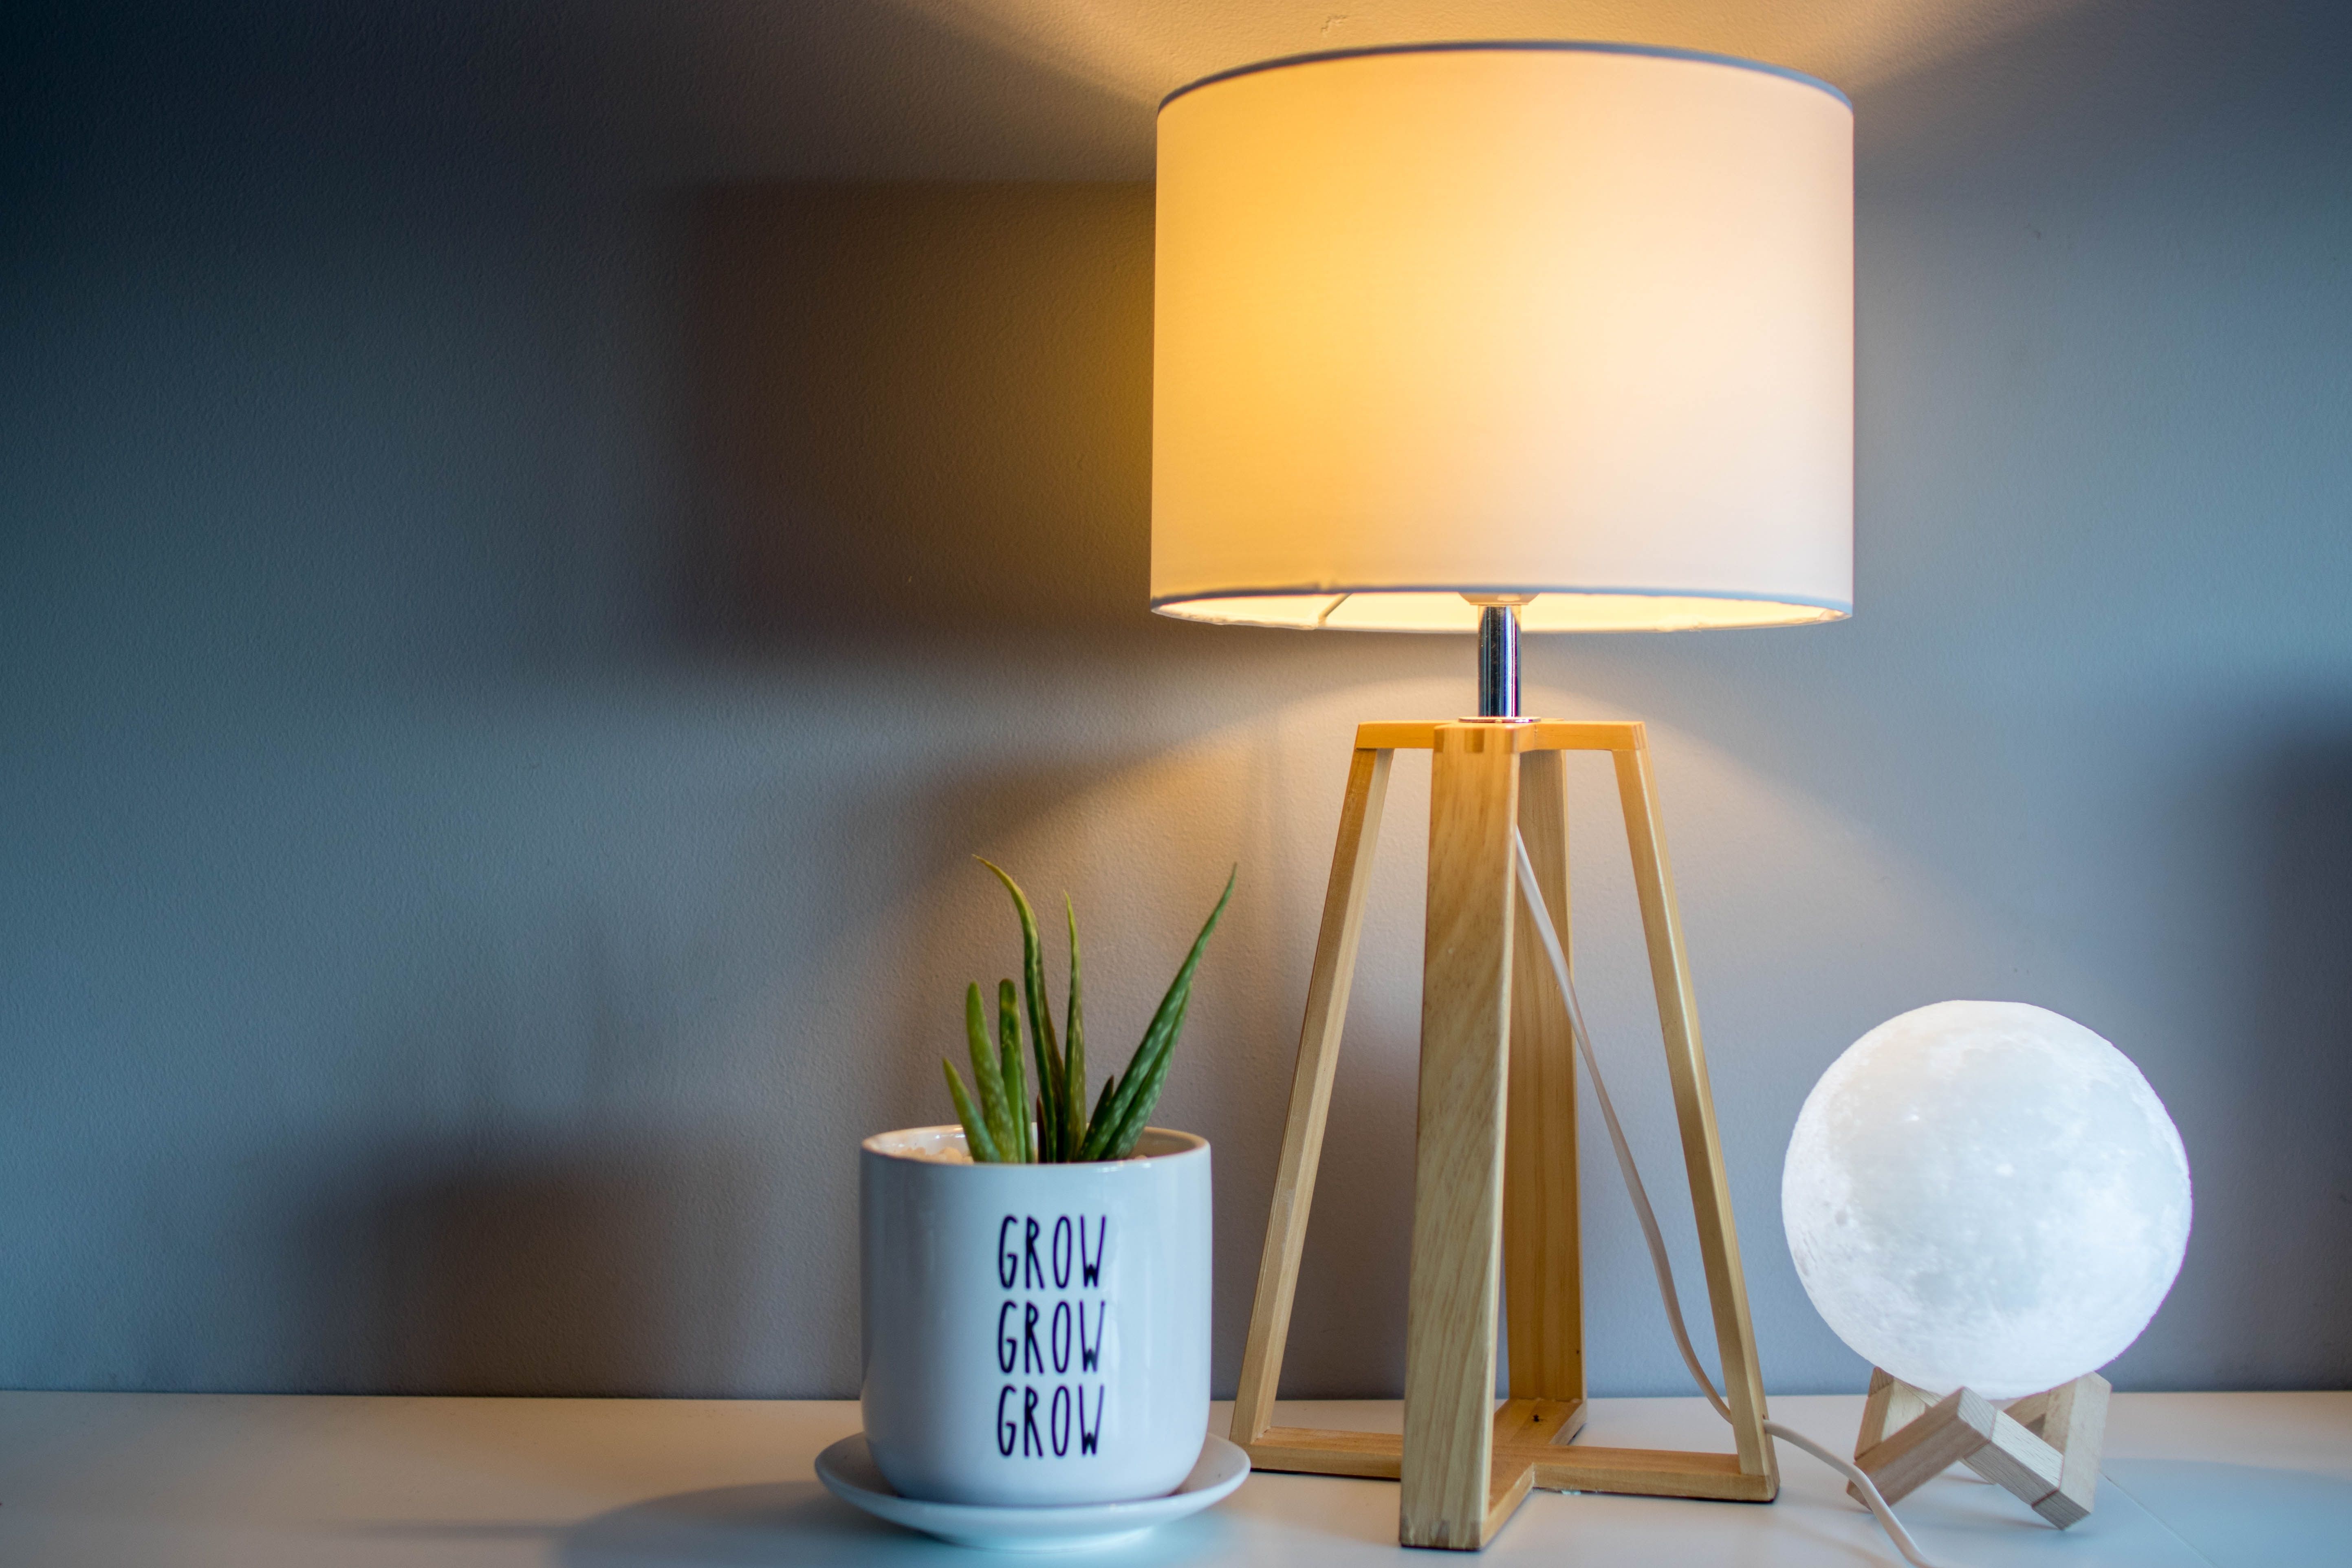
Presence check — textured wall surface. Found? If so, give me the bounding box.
[4,0,2350,1399]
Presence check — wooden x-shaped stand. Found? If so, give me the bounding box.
[1231,720,1775,1549]
[1852,1368,2110,1528]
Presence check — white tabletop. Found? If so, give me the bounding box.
[2,1391,2345,1566]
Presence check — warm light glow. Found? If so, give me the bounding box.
[1150,44,1854,634]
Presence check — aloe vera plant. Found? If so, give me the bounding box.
[944,859,1233,1163]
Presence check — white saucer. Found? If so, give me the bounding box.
[814,1433,1250,1552]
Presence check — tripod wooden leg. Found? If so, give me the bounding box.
[1231,746,1393,1445]
[1614,740,1777,1489]
[1401,726,1523,1548]
[1504,751,1583,1420]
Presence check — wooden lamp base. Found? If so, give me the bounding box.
[1851,1368,2111,1528]
[1231,720,1775,1550]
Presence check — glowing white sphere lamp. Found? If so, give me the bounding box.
[1781,1001,2189,1528]
[1784,1000,2191,1399]
[1787,1006,2192,1533]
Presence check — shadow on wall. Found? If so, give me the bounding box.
[678,182,1167,652]
[290,1132,757,1396]
[664,180,1439,1403]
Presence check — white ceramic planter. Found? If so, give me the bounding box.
[859,1125,1212,1506]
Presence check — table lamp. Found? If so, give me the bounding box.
[1150,43,1852,1549]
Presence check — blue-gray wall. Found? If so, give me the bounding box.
[4,0,2349,1398]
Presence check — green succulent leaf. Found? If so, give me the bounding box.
[1079,867,1235,1161]
[1089,1072,1118,1142]
[943,1061,1002,1163]
[964,982,1015,1156]
[998,979,1030,1162]
[1098,996,1188,1158]
[1064,894,1087,1156]
[978,858,1067,1161]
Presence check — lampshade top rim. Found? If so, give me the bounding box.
[1158,40,1851,115]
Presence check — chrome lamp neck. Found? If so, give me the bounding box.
[1476,602,1522,719]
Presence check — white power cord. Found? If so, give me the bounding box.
[1510,832,1948,1568]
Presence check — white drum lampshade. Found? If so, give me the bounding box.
[1151,43,1854,633]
